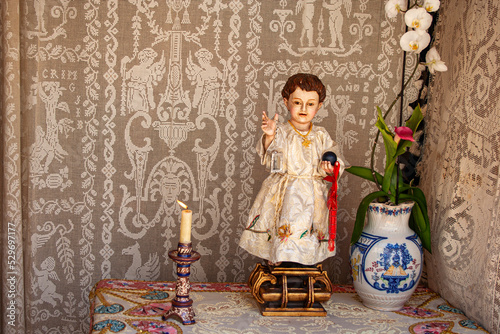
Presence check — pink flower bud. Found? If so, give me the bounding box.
[394,126,415,144]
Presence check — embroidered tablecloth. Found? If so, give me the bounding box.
[89,279,488,333]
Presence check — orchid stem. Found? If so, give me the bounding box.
[369,53,420,193]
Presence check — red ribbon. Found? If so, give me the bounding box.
[323,161,340,252]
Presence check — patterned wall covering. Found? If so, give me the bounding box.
[0,0,497,333]
[419,1,500,333]
[0,1,407,332]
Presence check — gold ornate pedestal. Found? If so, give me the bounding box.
[248,262,333,316]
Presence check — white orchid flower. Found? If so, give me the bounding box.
[400,30,431,53]
[425,47,448,74]
[405,7,433,31]
[423,0,440,12]
[385,0,407,18]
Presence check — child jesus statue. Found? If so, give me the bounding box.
[239,73,345,266]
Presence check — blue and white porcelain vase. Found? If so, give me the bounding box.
[350,201,423,311]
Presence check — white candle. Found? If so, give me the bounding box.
[178,200,192,244]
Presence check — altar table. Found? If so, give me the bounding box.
[88,279,488,333]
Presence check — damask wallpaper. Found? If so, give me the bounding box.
[0,0,498,333]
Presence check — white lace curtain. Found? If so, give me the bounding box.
[419,1,500,332]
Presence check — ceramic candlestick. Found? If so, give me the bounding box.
[162,242,201,325]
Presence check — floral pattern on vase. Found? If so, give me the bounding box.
[350,201,423,311]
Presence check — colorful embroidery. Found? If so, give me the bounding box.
[126,302,171,317]
[409,320,454,334]
[299,230,308,239]
[247,215,260,229]
[128,319,181,334]
[459,319,485,330]
[141,290,169,300]
[93,319,126,332]
[396,306,443,318]
[277,224,292,242]
[94,304,124,314]
[89,279,483,333]
[438,303,466,315]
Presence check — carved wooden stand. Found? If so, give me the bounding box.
[162,243,201,325]
[248,262,333,316]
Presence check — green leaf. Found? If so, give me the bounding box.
[412,203,431,253]
[398,183,412,193]
[345,166,383,185]
[395,139,414,157]
[375,107,391,133]
[399,192,431,253]
[405,104,424,133]
[389,168,407,200]
[408,187,428,212]
[382,161,395,193]
[351,191,388,245]
[409,209,417,232]
[376,110,398,172]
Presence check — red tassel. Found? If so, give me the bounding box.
[324,162,340,252]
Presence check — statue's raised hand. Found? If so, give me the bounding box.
[261,111,278,136]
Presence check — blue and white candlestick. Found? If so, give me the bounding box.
[162,242,201,325]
